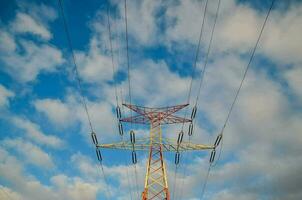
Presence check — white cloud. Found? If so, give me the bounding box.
[0,146,108,200]
[76,48,114,84]
[211,189,258,200]
[51,175,99,200]
[284,66,302,100]
[3,138,55,169]
[1,40,64,82]
[163,0,302,67]
[214,3,262,54]
[0,185,21,200]
[71,152,100,179]
[0,4,63,83]
[10,2,57,41]
[34,99,72,128]
[0,146,56,200]
[119,0,162,45]
[261,5,302,65]
[130,59,190,106]
[11,116,64,148]
[213,0,302,66]
[165,0,207,44]
[0,30,16,53]
[18,2,58,24]
[0,84,14,108]
[33,94,118,141]
[11,12,52,40]
[216,1,302,66]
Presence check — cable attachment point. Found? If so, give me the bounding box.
[175,151,180,165]
[188,122,194,136]
[91,132,98,146]
[214,134,222,147]
[209,149,216,163]
[132,150,137,164]
[96,148,103,163]
[191,106,197,120]
[118,122,124,136]
[177,131,184,145]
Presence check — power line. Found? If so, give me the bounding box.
[124,0,132,111]
[199,164,211,199]
[172,1,210,199]
[57,0,93,133]
[175,0,222,199]
[199,0,276,199]
[171,164,178,200]
[57,0,112,199]
[186,0,210,108]
[106,6,134,200]
[123,1,140,199]
[107,6,119,107]
[220,0,276,136]
[194,0,221,106]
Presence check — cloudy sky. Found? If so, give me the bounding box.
[0,0,302,199]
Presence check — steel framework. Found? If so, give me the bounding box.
[97,104,215,200]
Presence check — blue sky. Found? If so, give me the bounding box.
[0,0,302,199]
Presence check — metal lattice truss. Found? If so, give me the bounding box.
[98,104,214,200]
[142,119,169,200]
[120,103,192,126]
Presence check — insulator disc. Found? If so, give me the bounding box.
[188,122,193,136]
[118,122,124,136]
[177,131,184,144]
[175,152,180,165]
[116,106,121,119]
[91,132,98,145]
[96,148,102,162]
[132,151,137,164]
[191,106,197,120]
[214,134,222,147]
[210,150,216,163]
[130,130,135,144]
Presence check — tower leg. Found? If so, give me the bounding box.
[142,117,170,200]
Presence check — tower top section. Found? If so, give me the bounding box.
[120,103,191,125]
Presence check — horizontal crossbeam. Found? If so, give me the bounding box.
[97,137,214,152]
[120,114,192,125]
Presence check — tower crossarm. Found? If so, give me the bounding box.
[163,138,215,151]
[120,114,151,124]
[122,103,189,116]
[161,115,192,124]
[97,137,214,152]
[121,104,191,125]
[120,114,191,125]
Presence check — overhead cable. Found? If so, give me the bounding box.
[58,0,112,199]
[199,0,276,199]
[106,5,134,200]
[172,0,209,195]
[124,1,140,199]
[107,6,119,107]
[176,0,221,199]
[194,0,222,106]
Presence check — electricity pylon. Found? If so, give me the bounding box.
[97,103,215,200]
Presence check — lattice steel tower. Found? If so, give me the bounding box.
[98,103,216,200]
